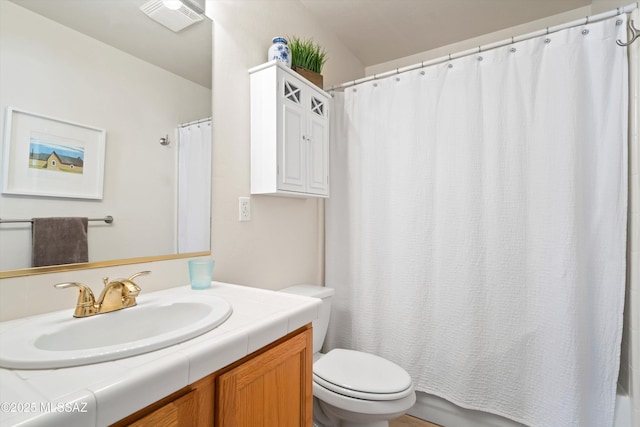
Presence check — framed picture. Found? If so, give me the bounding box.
[1,107,106,199]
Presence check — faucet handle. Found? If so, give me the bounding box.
[128,271,151,281]
[54,282,97,317]
[54,282,94,300]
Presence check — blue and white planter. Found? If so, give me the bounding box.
[268,37,291,68]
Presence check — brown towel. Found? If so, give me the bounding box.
[32,217,89,267]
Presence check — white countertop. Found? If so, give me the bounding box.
[0,282,320,427]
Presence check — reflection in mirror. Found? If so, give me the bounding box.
[0,0,212,275]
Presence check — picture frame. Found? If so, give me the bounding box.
[1,107,106,199]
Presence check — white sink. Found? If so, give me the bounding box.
[0,292,232,369]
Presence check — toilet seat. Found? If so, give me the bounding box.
[313,349,413,401]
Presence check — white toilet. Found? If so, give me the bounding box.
[280,285,416,427]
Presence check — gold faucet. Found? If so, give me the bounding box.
[54,271,151,317]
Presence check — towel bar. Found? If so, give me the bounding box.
[0,216,114,224]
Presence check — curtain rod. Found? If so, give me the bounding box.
[178,117,212,128]
[0,216,114,224]
[328,3,638,92]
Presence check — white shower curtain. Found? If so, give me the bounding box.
[177,119,212,253]
[326,16,628,427]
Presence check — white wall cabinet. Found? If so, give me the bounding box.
[249,61,329,197]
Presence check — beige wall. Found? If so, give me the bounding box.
[365,1,632,75]
[206,0,364,290]
[366,6,592,76]
[591,0,636,13]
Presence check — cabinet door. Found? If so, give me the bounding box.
[127,391,195,427]
[216,328,313,427]
[115,374,214,427]
[306,94,329,195]
[279,77,306,193]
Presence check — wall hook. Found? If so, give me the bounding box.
[159,134,170,145]
[617,19,639,46]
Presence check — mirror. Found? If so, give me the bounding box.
[0,0,213,275]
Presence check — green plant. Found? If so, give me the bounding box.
[287,36,327,73]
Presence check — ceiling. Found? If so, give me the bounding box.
[299,0,591,67]
[8,0,592,86]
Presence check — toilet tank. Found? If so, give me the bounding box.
[279,285,334,354]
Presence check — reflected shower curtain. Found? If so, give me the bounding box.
[177,119,212,253]
[326,16,628,427]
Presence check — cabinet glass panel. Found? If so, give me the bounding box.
[311,96,325,117]
[284,80,301,104]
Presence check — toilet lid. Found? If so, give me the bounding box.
[313,349,412,399]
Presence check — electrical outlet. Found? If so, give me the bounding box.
[239,197,251,221]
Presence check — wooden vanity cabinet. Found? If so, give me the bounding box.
[112,324,313,427]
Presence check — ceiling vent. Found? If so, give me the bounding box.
[140,0,203,33]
